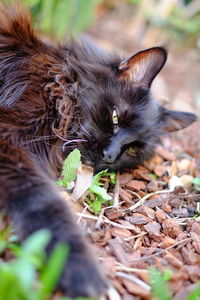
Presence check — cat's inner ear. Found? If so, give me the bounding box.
[161,109,197,132]
[119,47,167,88]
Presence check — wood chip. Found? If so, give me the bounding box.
[120,188,133,204]
[109,238,130,266]
[111,228,132,239]
[162,219,181,239]
[145,197,163,208]
[144,221,162,242]
[119,173,133,185]
[181,247,198,264]
[106,209,124,221]
[155,209,167,223]
[154,165,169,177]
[121,279,151,297]
[92,229,112,246]
[165,253,183,268]
[183,265,200,282]
[191,222,200,236]
[125,214,149,225]
[126,180,147,191]
[159,236,177,249]
[174,283,198,300]
[132,169,151,181]
[191,232,200,254]
[156,145,176,161]
[146,154,164,167]
[147,180,158,192]
[161,201,172,213]
[102,256,116,278]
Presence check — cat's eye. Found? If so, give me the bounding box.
[112,108,118,125]
[126,147,137,156]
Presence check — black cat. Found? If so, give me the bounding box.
[0,5,196,298]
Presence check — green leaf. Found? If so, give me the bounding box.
[150,267,172,300]
[53,0,73,39]
[109,172,116,184]
[88,200,102,215]
[38,243,69,299]
[40,0,56,34]
[58,149,81,189]
[87,169,115,214]
[22,229,51,257]
[59,297,97,300]
[92,169,116,186]
[187,282,200,300]
[89,185,112,202]
[92,169,109,186]
[163,269,172,281]
[192,178,200,191]
[13,258,36,292]
[71,0,99,36]
[149,173,158,179]
[21,0,41,7]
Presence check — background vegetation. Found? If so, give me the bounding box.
[26,0,200,48]
[2,0,200,47]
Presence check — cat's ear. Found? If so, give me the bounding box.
[161,109,197,132]
[119,47,167,88]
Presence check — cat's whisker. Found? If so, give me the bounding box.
[80,124,91,137]
[23,135,55,144]
[62,139,87,152]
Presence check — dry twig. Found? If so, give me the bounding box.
[116,272,151,291]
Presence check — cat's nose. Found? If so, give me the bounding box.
[103,148,119,163]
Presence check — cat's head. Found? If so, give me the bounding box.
[72,46,196,171]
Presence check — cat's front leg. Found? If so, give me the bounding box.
[0,141,107,297]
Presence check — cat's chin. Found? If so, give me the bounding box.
[93,153,141,173]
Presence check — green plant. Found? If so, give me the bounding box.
[20,0,100,39]
[187,282,200,300]
[150,267,200,300]
[149,267,172,300]
[57,149,81,189]
[87,169,116,214]
[192,177,200,191]
[57,149,116,214]
[0,229,69,300]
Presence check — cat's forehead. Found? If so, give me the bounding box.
[101,77,149,108]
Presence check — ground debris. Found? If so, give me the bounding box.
[67,141,200,299]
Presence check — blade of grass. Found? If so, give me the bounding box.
[38,243,69,299]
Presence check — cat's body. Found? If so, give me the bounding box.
[0,5,196,298]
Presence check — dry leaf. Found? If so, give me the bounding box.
[72,164,93,201]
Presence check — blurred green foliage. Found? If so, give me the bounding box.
[0,224,93,300]
[2,0,200,46]
[150,267,200,300]
[149,5,200,46]
[22,0,100,39]
[0,228,69,300]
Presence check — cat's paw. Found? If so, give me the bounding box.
[59,250,108,298]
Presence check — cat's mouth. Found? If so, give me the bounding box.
[94,146,140,172]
